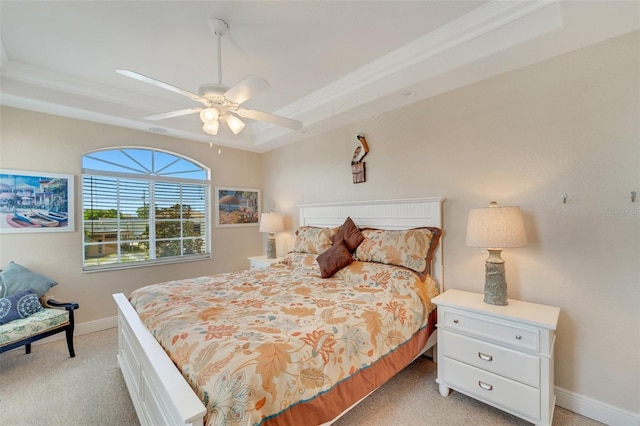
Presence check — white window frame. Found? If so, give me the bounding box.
[81,147,211,272]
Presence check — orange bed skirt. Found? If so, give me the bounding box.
[263,308,437,425]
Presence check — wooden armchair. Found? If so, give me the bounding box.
[0,295,79,357]
[0,261,79,358]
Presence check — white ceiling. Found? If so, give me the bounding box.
[1,1,638,153]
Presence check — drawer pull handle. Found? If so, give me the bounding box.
[478,352,493,362]
[478,381,493,391]
[515,335,522,340]
[453,319,459,324]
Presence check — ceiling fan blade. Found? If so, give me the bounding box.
[224,75,271,105]
[236,108,302,131]
[144,108,202,121]
[116,69,207,104]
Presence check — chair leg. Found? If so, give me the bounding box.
[25,343,31,354]
[65,325,75,358]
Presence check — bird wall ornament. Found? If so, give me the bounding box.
[351,134,369,184]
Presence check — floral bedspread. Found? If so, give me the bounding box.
[128,253,438,426]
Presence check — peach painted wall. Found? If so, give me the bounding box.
[262,32,640,416]
[0,108,263,323]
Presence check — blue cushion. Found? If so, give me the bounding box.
[0,289,44,325]
[0,261,57,298]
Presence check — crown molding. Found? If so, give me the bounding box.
[0,0,571,152]
[252,0,561,145]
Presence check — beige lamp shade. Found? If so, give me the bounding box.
[466,202,528,249]
[259,212,284,233]
[466,201,527,306]
[260,212,284,259]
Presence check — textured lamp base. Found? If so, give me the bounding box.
[484,249,508,305]
[266,237,277,259]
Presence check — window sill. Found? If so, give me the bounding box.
[82,254,212,273]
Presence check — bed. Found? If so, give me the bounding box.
[113,197,444,426]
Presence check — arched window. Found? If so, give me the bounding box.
[81,148,210,271]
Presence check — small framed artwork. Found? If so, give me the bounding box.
[215,187,261,227]
[0,169,75,234]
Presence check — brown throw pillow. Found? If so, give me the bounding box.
[317,239,354,278]
[332,217,364,252]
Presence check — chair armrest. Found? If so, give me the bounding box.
[42,297,79,311]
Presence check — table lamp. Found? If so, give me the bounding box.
[259,212,284,259]
[465,201,528,305]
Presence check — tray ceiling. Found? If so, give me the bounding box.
[1,1,638,152]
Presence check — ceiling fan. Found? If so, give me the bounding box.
[116,18,302,136]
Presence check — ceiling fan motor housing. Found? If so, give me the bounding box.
[199,83,234,106]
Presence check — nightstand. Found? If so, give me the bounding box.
[432,289,560,426]
[248,255,282,269]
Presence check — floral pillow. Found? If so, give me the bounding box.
[282,252,322,275]
[355,227,441,277]
[0,289,44,325]
[292,226,337,254]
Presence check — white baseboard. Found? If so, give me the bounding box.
[556,386,640,426]
[30,315,118,347]
[77,315,118,335]
[25,319,640,426]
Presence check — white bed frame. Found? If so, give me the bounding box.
[113,197,444,426]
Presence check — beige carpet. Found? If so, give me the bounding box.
[0,328,602,426]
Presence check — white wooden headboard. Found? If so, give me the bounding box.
[299,197,444,293]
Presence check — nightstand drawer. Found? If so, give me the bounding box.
[440,331,540,387]
[443,309,539,352]
[441,357,540,421]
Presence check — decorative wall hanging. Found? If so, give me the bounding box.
[0,169,74,234]
[351,134,369,184]
[215,187,261,227]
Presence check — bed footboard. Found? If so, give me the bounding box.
[112,293,206,426]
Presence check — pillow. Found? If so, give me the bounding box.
[316,239,354,278]
[0,261,58,298]
[292,226,337,254]
[282,253,322,275]
[0,289,44,325]
[355,227,441,277]
[331,217,364,252]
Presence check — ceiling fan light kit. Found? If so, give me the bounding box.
[225,114,246,134]
[202,121,220,136]
[116,17,302,139]
[200,108,220,124]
